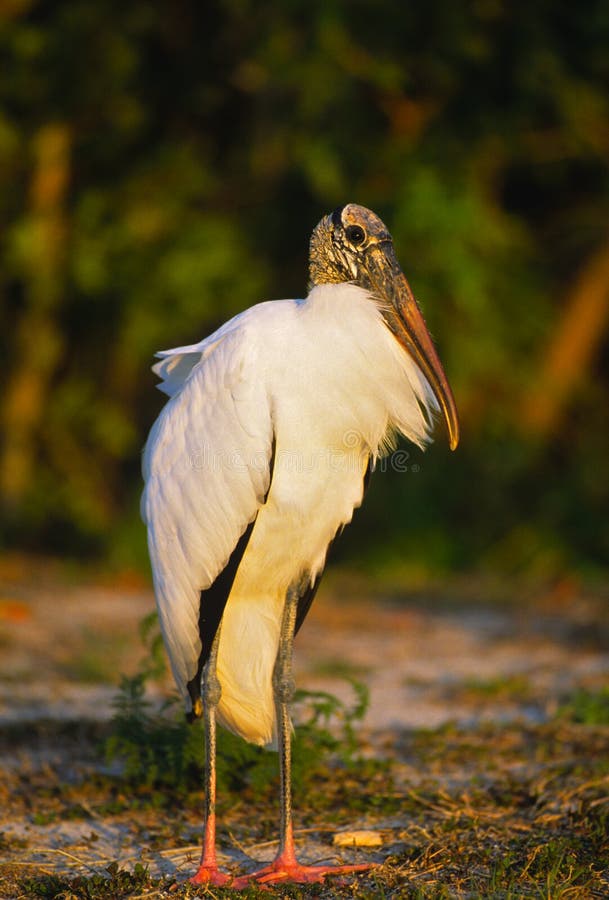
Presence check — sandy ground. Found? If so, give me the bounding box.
[1,561,608,888]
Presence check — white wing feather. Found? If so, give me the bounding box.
[141,313,274,709]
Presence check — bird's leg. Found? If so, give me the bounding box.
[233,582,373,887]
[273,581,299,868]
[190,628,232,887]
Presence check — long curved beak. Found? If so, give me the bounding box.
[365,243,460,450]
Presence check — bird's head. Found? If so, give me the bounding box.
[309,203,459,451]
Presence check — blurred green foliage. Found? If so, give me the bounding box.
[1,1,608,577]
[559,686,609,725]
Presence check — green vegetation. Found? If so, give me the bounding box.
[0,2,608,579]
[105,667,374,801]
[559,685,609,725]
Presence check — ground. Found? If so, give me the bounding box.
[1,559,608,898]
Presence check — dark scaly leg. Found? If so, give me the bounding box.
[190,628,232,886]
[233,582,373,887]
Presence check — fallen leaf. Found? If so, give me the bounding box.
[333,830,383,848]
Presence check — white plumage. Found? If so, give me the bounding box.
[142,282,438,746]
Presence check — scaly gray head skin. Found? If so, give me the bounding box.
[309,203,460,451]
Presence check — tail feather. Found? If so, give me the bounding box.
[215,593,284,748]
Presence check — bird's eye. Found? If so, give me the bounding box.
[345,224,366,246]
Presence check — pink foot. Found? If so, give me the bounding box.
[189,864,233,887]
[231,857,374,888]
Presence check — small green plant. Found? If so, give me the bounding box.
[105,672,204,790]
[138,610,168,680]
[293,679,369,765]
[106,669,371,795]
[105,613,372,798]
[558,687,609,725]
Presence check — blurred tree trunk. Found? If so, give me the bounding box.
[0,124,70,508]
[520,238,609,439]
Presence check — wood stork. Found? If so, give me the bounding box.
[141,203,459,887]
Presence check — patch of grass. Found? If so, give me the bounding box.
[309,657,372,680]
[22,862,153,899]
[558,686,609,725]
[459,673,533,701]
